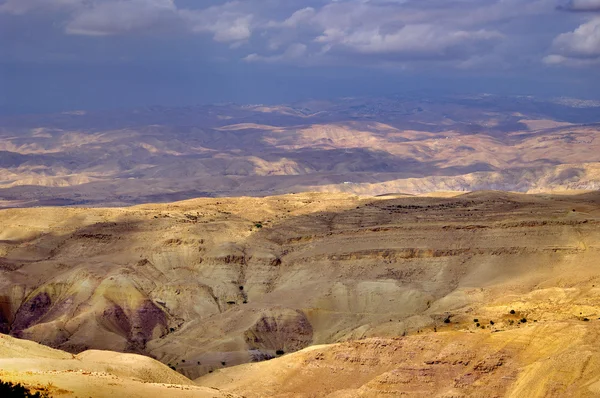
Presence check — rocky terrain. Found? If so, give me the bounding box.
[1,95,600,208]
[0,333,236,398]
[2,190,600,396]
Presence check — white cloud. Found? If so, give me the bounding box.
[66,0,177,36]
[2,0,599,72]
[546,18,600,65]
[180,2,254,43]
[1,0,255,42]
[543,53,600,65]
[249,1,509,65]
[317,24,502,57]
[267,7,316,28]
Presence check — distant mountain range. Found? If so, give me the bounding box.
[1,94,599,208]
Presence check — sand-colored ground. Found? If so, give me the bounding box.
[0,333,236,397]
[199,320,600,397]
[2,190,600,396]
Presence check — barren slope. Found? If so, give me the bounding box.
[2,191,600,386]
[199,322,600,397]
[0,333,235,398]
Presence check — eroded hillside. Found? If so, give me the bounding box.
[0,333,236,398]
[2,191,600,387]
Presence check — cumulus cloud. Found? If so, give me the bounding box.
[267,7,316,28]
[2,0,599,72]
[316,25,502,58]
[545,18,600,65]
[248,0,510,65]
[180,3,254,43]
[1,0,254,42]
[66,0,177,36]
[543,53,600,65]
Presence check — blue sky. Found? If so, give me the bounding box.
[1,0,600,113]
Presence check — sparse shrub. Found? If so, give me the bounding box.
[476,323,480,327]
[473,319,479,323]
[490,321,495,325]
[583,318,590,322]
[510,310,516,315]
[520,318,527,323]
[170,327,175,332]
[254,223,263,229]
[197,361,201,365]
[239,286,244,291]
[169,365,176,370]
[181,359,185,363]
[0,380,48,398]
[221,361,226,366]
[276,350,285,356]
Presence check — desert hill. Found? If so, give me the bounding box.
[0,333,236,398]
[1,95,599,208]
[2,190,600,391]
[199,323,600,397]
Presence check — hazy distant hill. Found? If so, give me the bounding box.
[1,94,599,207]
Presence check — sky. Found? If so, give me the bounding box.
[1,0,600,113]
